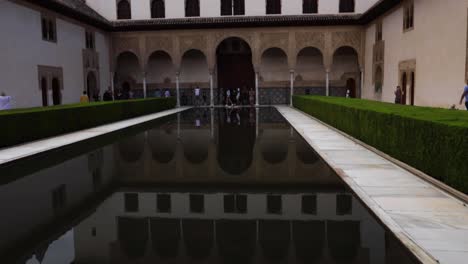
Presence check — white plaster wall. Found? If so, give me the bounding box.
[98,0,380,20]
[362,0,468,107]
[0,1,111,109]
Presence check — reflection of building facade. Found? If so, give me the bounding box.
[2,0,467,108]
[115,108,338,186]
[74,190,386,264]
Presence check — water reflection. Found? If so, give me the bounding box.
[0,108,419,264]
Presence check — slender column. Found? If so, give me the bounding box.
[255,71,259,107]
[209,71,214,107]
[110,71,115,100]
[142,72,147,98]
[360,68,364,99]
[255,107,259,138]
[290,70,295,106]
[325,70,330,96]
[210,108,214,139]
[176,72,180,107]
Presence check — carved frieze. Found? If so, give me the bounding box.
[259,32,289,54]
[146,36,173,55]
[179,35,208,55]
[331,31,361,53]
[113,37,140,56]
[295,32,325,53]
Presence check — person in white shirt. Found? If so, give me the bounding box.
[194,86,201,107]
[164,89,171,98]
[0,92,12,110]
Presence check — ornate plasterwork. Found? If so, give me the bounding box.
[179,35,208,56]
[331,31,361,55]
[146,36,174,56]
[113,37,140,58]
[259,32,289,55]
[295,32,325,55]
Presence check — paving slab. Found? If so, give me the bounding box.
[276,105,468,264]
[0,107,190,165]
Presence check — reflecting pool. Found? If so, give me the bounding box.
[0,108,419,264]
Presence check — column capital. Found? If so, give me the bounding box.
[289,69,295,74]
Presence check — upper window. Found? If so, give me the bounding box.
[339,0,355,13]
[41,15,56,42]
[85,31,95,50]
[403,2,414,31]
[221,0,245,16]
[376,21,383,41]
[186,0,200,17]
[266,0,281,15]
[303,0,318,14]
[151,0,165,18]
[117,0,131,20]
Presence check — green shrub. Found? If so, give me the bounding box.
[293,96,468,193]
[0,97,176,148]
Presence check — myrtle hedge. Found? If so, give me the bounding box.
[293,95,468,193]
[0,97,176,149]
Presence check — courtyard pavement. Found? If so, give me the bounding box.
[0,107,190,166]
[276,106,468,264]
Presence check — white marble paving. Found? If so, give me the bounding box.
[0,107,189,165]
[277,106,468,264]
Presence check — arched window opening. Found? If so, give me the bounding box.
[221,0,245,16]
[52,78,61,105]
[374,66,383,93]
[117,0,132,20]
[339,0,355,13]
[303,0,318,14]
[186,0,200,17]
[266,0,281,15]
[151,0,165,18]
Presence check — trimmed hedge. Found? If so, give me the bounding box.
[0,97,176,148]
[293,96,468,193]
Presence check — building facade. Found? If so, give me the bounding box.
[0,0,467,108]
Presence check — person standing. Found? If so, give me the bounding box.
[225,88,233,107]
[80,91,89,103]
[164,89,171,98]
[194,86,201,107]
[459,83,468,110]
[0,92,12,110]
[236,88,241,106]
[394,86,403,104]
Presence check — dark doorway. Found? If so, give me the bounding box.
[410,71,415,105]
[41,77,48,106]
[216,37,255,105]
[52,78,61,105]
[401,72,407,105]
[346,78,356,98]
[87,72,97,101]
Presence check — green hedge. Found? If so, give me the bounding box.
[0,97,176,149]
[293,96,468,193]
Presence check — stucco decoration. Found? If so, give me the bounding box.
[113,37,141,68]
[295,32,326,55]
[145,36,174,63]
[259,32,290,55]
[331,31,362,56]
[179,35,208,57]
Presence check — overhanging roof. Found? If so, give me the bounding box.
[24,0,403,31]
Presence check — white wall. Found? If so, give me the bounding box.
[94,0,380,20]
[362,0,468,107]
[0,1,111,109]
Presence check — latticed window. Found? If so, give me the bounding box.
[376,21,383,41]
[151,0,165,18]
[339,0,355,13]
[186,0,200,17]
[233,0,245,15]
[41,15,56,42]
[266,0,281,15]
[85,31,95,50]
[403,2,414,31]
[117,0,131,20]
[222,0,245,16]
[303,0,318,14]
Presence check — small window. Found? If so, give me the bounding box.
[376,21,383,41]
[117,0,131,20]
[403,2,414,31]
[41,15,56,42]
[85,31,95,50]
[339,0,355,13]
[151,0,165,18]
[266,0,281,15]
[124,193,139,212]
[303,0,318,14]
[190,194,204,213]
[157,194,171,213]
[302,195,317,215]
[185,0,200,17]
[267,195,282,214]
[224,194,247,213]
[336,194,352,215]
[221,0,245,16]
[52,185,66,213]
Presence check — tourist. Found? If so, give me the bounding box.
[0,92,12,110]
[236,88,241,106]
[194,86,201,107]
[394,86,403,104]
[103,88,113,101]
[164,89,171,98]
[249,88,255,106]
[346,89,351,98]
[226,88,233,107]
[80,91,89,103]
[459,83,468,110]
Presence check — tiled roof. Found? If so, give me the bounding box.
[25,0,403,31]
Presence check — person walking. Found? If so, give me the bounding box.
[164,89,171,98]
[236,88,241,106]
[394,86,403,104]
[225,88,233,107]
[194,86,201,107]
[0,92,12,110]
[80,91,89,103]
[459,83,468,110]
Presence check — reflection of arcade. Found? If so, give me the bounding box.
[115,108,337,186]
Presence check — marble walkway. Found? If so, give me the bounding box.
[276,106,468,264]
[0,107,190,166]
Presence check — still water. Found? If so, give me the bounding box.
[0,108,418,264]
